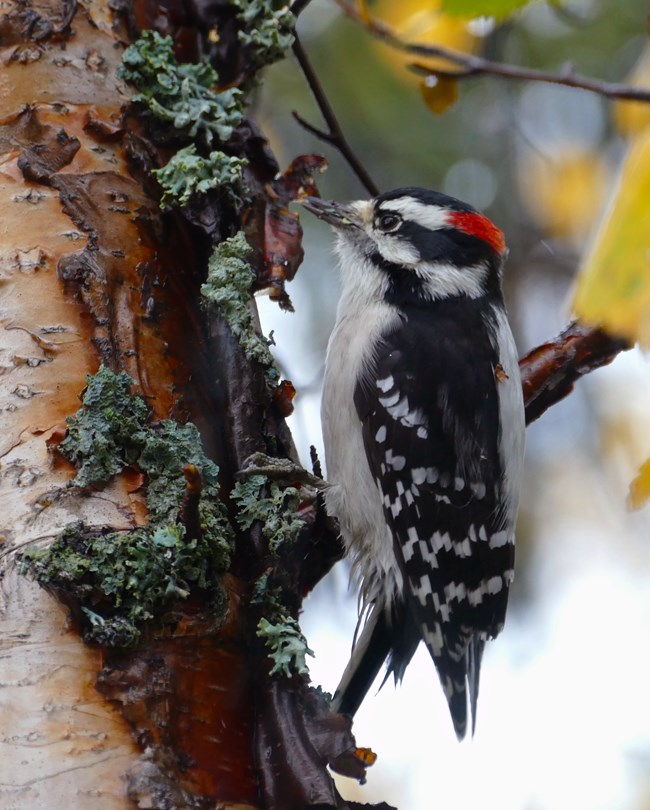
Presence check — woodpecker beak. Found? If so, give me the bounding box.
[301,197,361,230]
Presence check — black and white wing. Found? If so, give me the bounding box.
[354,300,517,738]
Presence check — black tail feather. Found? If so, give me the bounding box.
[431,633,486,740]
[331,602,419,717]
[332,603,486,740]
[467,636,485,736]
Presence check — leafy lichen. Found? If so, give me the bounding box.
[26,521,227,647]
[257,615,314,678]
[119,30,244,145]
[231,473,304,553]
[120,31,248,208]
[153,145,246,208]
[233,0,295,73]
[232,466,311,676]
[61,367,148,488]
[21,367,233,647]
[201,232,280,382]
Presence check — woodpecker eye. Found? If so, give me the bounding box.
[375,212,402,232]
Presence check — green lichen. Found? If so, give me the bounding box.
[21,367,233,647]
[233,0,295,73]
[60,367,148,488]
[25,522,227,647]
[232,464,311,679]
[231,473,303,553]
[250,572,283,610]
[153,145,246,208]
[119,30,244,145]
[201,233,280,382]
[257,615,314,678]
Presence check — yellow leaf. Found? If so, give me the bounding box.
[628,457,650,509]
[373,0,478,78]
[614,46,650,137]
[573,130,650,346]
[420,74,459,113]
[518,148,609,242]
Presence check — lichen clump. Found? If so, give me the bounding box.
[201,232,280,382]
[119,30,244,145]
[120,30,247,209]
[22,367,233,647]
[257,615,314,678]
[154,145,247,207]
[232,473,303,553]
[232,0,295,74]
[232,466,312,677]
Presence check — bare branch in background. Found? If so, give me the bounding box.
[291,34,380,196]
[334,0,650,104]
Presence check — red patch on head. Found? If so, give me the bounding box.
[448,211,506,255]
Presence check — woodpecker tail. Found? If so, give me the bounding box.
[432,633,485,740]
[467,635,485,736]
[332,605,486,741]
[331,602,419,717]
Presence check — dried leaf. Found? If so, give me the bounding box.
[420,74,459,113]
[573,130,650,346]
[494,363,509,382]
[373,0,477,76]
[273,380,296,417]
[245,154,327,310]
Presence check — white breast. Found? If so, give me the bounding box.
[492,307,526,537]
[321,251,404,609]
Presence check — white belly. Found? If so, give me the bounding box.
[321,300,403,609]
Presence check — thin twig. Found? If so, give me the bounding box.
[291,34,380,196]
[334,0,650,103]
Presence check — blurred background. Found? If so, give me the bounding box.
[252,1,650,807]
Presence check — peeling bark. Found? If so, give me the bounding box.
[0,2,245,806]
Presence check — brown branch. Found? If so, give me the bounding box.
[520,322,629,425]
[291,34,380,196]
[334,0,650,103]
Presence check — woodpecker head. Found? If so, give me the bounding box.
[302,187,507,306]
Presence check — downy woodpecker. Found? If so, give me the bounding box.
[303,187,525,739]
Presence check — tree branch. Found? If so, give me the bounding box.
[291,34,380,196]
[520,322,629,425]
[334,0,650,103]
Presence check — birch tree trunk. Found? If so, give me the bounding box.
[1,3,151,805]
[0,2,340,807]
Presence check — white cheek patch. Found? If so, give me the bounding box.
[371,230,421,266]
